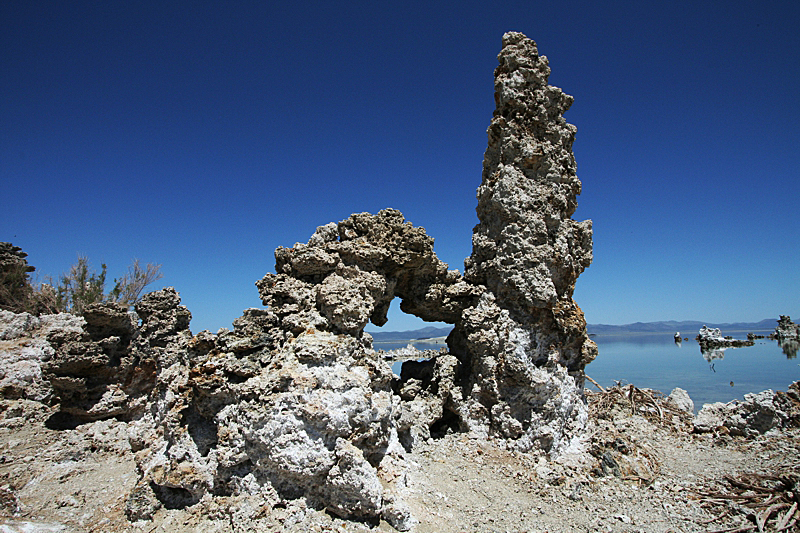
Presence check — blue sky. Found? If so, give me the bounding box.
[2,0,798,333]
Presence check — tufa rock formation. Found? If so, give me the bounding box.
[771,315,799,358]
[693,382,800,436]
[696,325,754,351]
[0,32,596,529]
[0,242,38,314]
[453,31,596,453]
[121,210,469,528]
[772,315,800,340]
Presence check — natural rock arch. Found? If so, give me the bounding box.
[1,31,599,530]
[257,208,482,339]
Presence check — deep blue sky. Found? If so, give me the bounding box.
[2,1,798,333]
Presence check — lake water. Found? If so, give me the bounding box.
[376,332,800,411]
[586,331,799,409]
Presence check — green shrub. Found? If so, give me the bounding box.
[0,243,163,316]
[52,256,107,314]
[52,256,163,314]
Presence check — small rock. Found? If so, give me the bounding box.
[668,387,694,413]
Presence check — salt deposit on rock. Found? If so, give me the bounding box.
[773,315,800,340]
[0,32,598,530]
[696,325,754,350]
[0,309,85,402]
[668,388,694,414]
[453,31,596,454]
[693,382,800,436]
[125,209,469,527]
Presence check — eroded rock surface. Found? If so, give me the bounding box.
[451,31,596,454]
[0,242,37,314]
[124,210,471,528]
[695,325,755,351]
[772,315,800,340]
[1,31,598,530]
[694,382,800,436]
[771,315,800,358]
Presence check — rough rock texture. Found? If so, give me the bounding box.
[0,242,38,314]
[668,387,694,414]
[0,310,85,402]
[693,382,800,436]
[41,301,157,425]
[773,315,800,340]
[771,315,800,358]
[695,325,754,350]
[122,211,474,528]
[0,32,599,530]
[451,31,596,453]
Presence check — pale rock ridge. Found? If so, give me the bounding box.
[693,382,800,436]
[0,310,85,402]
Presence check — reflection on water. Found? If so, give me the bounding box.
[373,342,444,376]
[701,346,728,373]
[702,347,726,363]
[779,339,799,359]
[585,332,800,411]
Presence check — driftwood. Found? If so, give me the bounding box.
[695,470,800,532]
[584,381,698,484]
[585,380,693,433]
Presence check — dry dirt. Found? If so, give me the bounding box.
[0,387,797,533]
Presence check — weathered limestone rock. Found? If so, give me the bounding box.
[0,242,37,314]
[4,32,599,530]
[668,388,694,414]
[123,34,599,525]
[124,212,462,527]
[694,382,800,436]
[772,315,800,340]
[451,31,596,454]
[0,310,84,402]
[40,301,158,425]
[696,325,754,350]
[770,315,800,357]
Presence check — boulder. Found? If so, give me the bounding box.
[694,384,800,436]
[668,388,694,413]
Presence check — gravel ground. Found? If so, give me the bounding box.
[0,388,797,533]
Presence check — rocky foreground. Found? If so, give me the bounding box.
[0,380,798,532]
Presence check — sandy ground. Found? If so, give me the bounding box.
[0,388,797,533]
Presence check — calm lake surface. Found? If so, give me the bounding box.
[377,332,800,411]
[586,332,799,409]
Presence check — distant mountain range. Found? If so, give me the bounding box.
[369,319,780,341]
[368,326,452,342]
[587,319,777,334]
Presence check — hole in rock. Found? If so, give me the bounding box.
[213,460,255,496]
[324,509,381,528]
[429,407,462,439]
[150,482,198,510]
[183,405,218,457]
[397,428,413,453]
[364,298,452,378]
[45,411,89,430]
